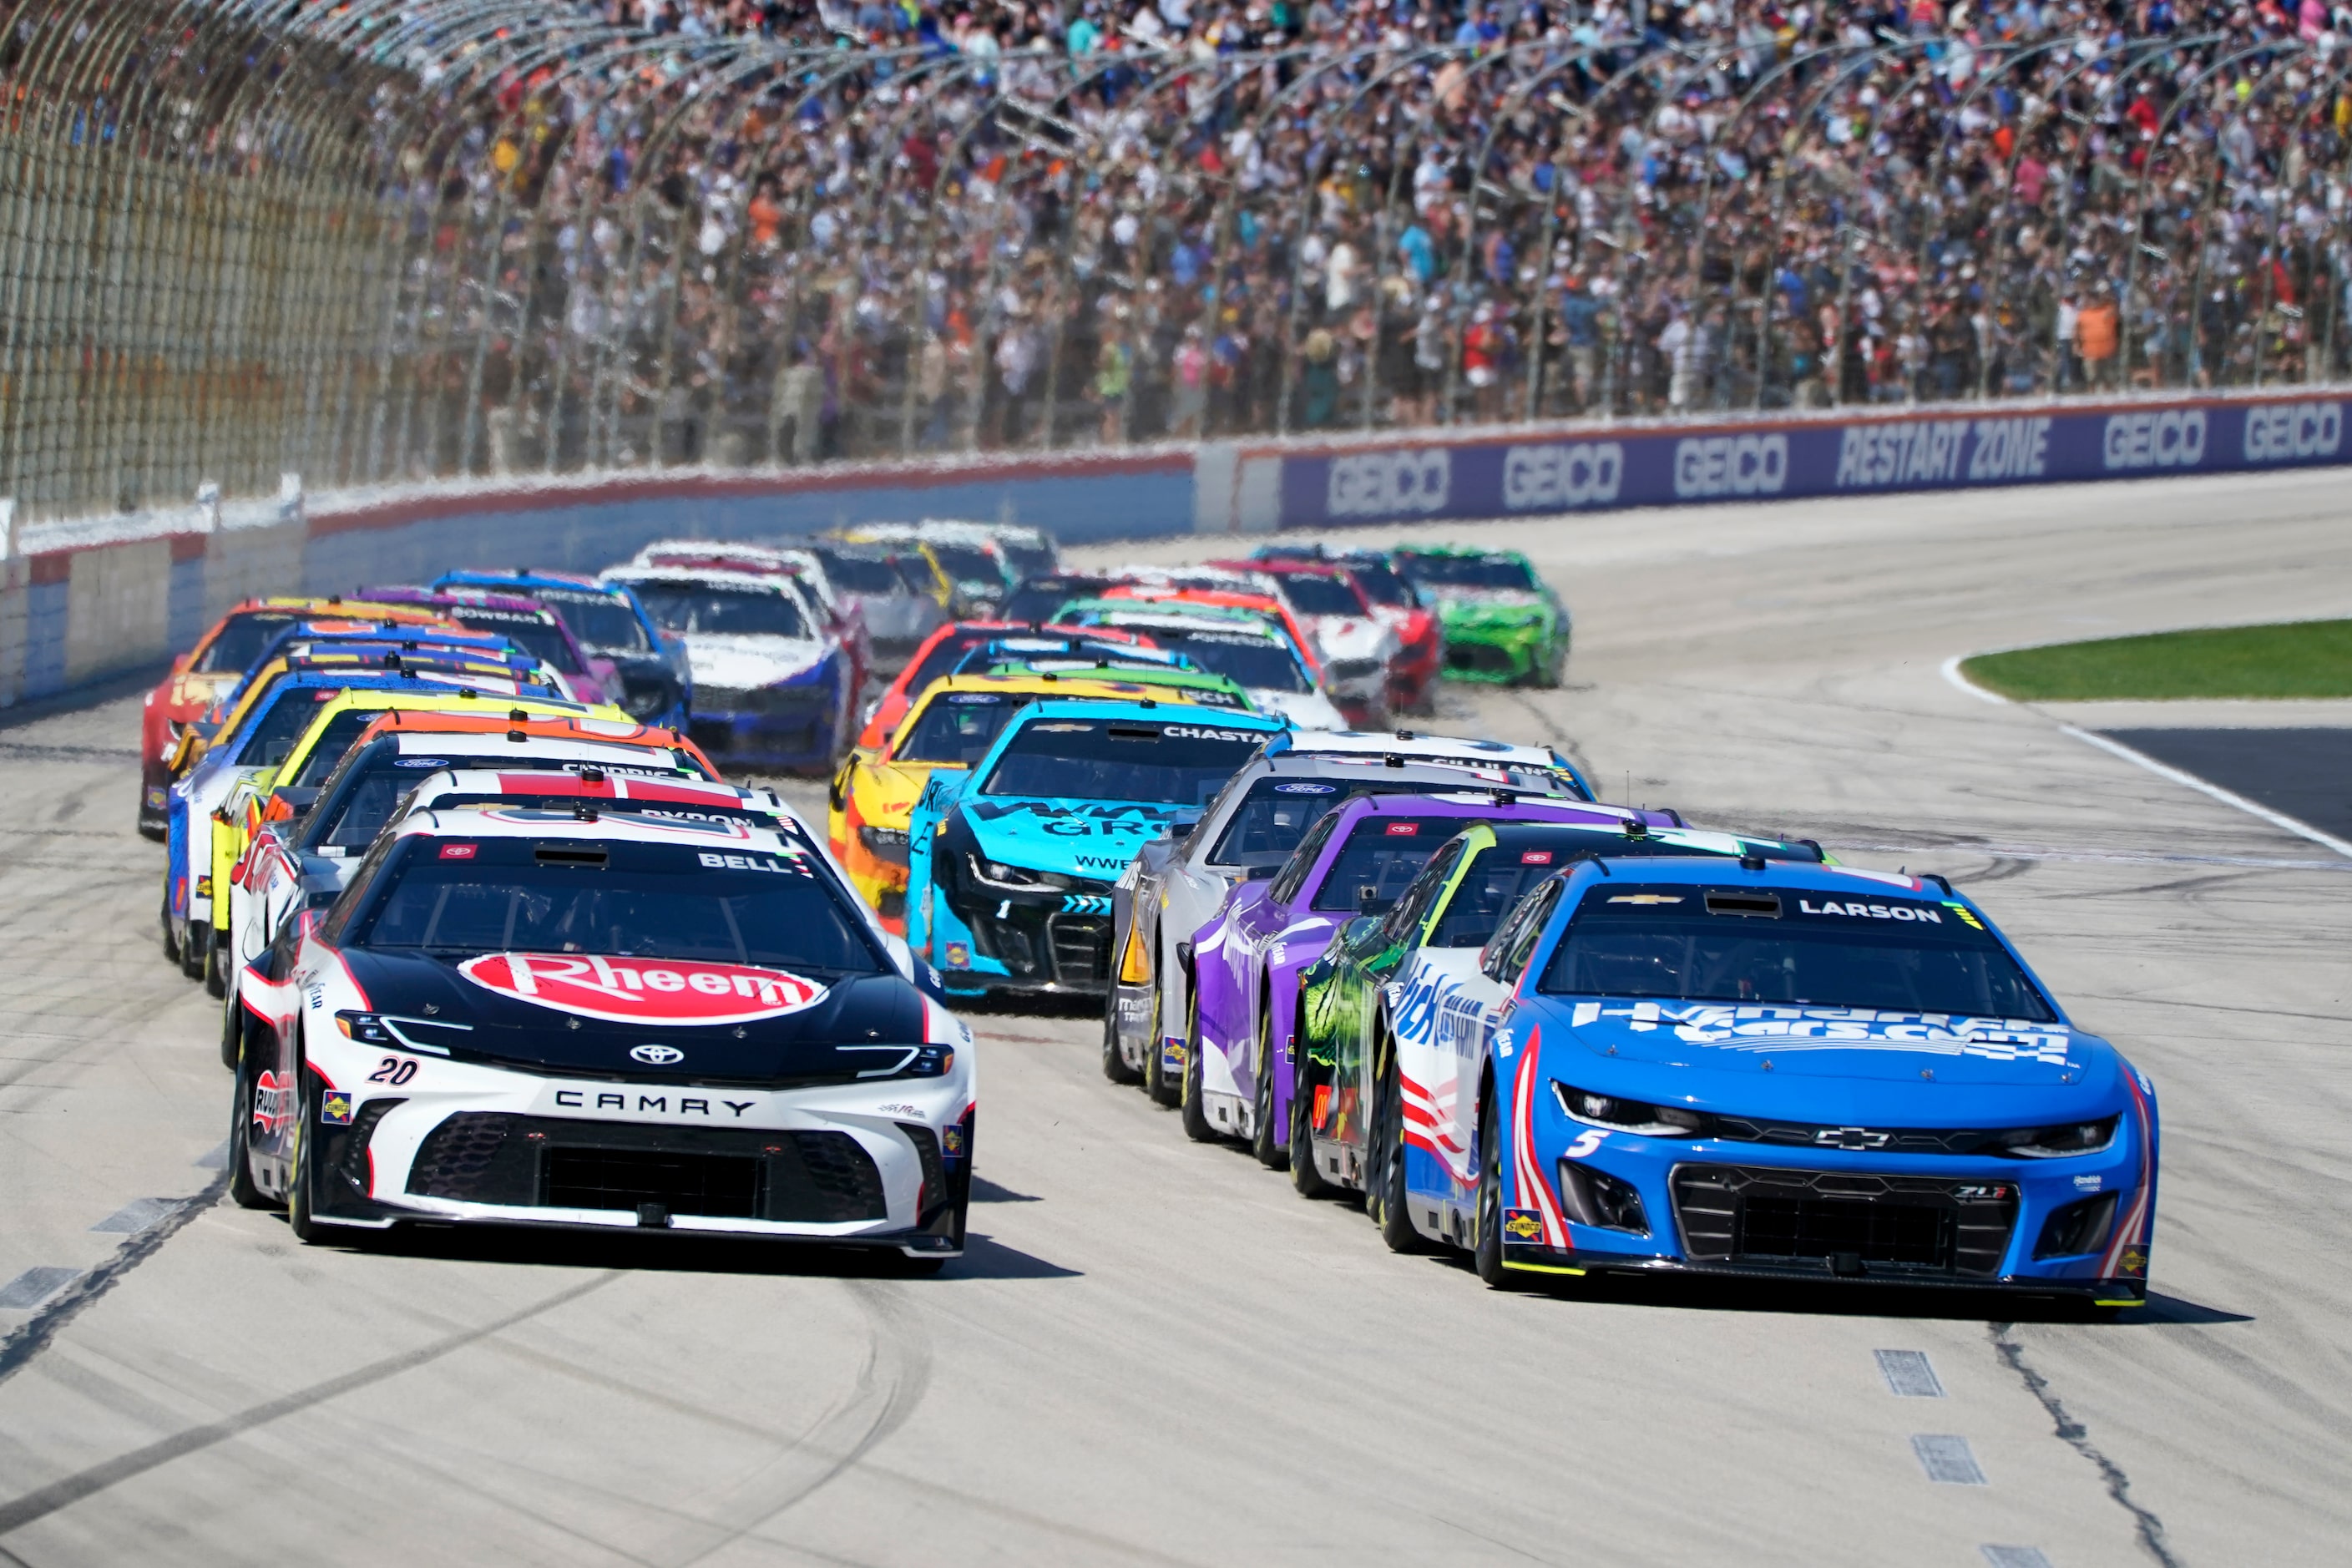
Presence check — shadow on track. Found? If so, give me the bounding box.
[292,1212,1080,1282]
[1406,1248,2248,1325]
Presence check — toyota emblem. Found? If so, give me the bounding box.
[630,1044,685,1065]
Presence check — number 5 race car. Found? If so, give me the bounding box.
[1339,849,2157,1308]
[229,805,974,1266]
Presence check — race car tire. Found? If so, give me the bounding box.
[1369,1024,1422,1253]
[181,920,210,984]
[1179,1014,1217,1142]
[1473,1091,1530,1289]
[220,994,244,1071]
[287,1043,323,1244]
[1249,1000,1286,1171]
[1288,1052,1342,1201]
[205,937,229,1000]
[160,894,180,966]
[226,1036,275,1211]
[1146,987,1191,1109]
[1100,993,1141,1085]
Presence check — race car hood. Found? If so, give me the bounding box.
[1301,615,1399,668]
[1555,999,2121,1096]
[338,948,928,1087]
[685,633,832,690]
[960,796,1182,882]
[1439,589,1551,623]
[856,758,953,829]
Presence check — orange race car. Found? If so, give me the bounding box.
[851,620,1156,752]
[139,597,459,838]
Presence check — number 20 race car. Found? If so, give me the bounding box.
[229,803,974,1266]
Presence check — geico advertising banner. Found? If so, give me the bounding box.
[1277,397,2350,526]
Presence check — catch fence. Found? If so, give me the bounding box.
[4,2,2349,528]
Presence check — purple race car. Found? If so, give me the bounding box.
[1180,790,1672,1161]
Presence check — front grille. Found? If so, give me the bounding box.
[546,1147,763,1218]
[408,1113,888,1222]
[1672,1165,2016,1278]
[1048,913,1112,985]
[1444,640,1521,675]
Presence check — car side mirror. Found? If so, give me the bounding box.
[1356,885,1390,915]
[1166,808,1203,839]
[1243,862,1280,881]
[883,931,917,981]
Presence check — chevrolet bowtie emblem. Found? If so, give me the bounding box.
[1815,1126,1891,1150]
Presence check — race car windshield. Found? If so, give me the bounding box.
[1344,560,1414,608]
[928,543,1003,587]
[999,540,1058,580]
[235,687,341,766]
[902,630,1002,696]
[197,611,301,674]
[1539,883,2057,1020]
[635,583,808,639]
[1400,554,1540,592]
[1276,574,1365,617]
[289,708,383,787]
[1002,575,1110,622]
[1310,817,1466,913]
[452,611,580,674]
[979,720,1266,805]
[1206,779,1414,866]
[1136,627,1311,693]
[812,550,904,594]
[1424,833,1791,947]
[354,837,882,973]
[536,589,650,654]
[897,693,1019,765]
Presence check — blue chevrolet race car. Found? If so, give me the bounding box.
[907,699,1289,998]
[1355,852,2157,1308]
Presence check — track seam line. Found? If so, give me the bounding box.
[1990,1323,2183,1568]
[0,1172,228,1390]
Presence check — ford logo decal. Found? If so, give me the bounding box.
[630,1044,685,1065]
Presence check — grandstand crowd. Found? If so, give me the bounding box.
[394,2,2352,467]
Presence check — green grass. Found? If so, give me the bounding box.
[1962,620,2352,701]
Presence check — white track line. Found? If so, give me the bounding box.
[1944,652,2352,861]
[2056,725,2352,860]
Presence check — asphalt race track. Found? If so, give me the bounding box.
[1,468,2349,1567]
[2101,728,2352,845]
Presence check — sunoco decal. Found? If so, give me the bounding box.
[458,953,827,1025]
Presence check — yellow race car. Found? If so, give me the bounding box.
[828,666,1252,929]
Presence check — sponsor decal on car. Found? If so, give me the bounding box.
[439,844,478,859]
[252,1070,294,1135]
[945,942,971,968]
[1383,822,1419,836]
[1273,781,1337,794]
[1566,1000,2072,1064]
[457,953,828,1025]
[1501,1207,1545,1242]
[320,1090,356,1125]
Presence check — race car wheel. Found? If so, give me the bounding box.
[220,994,244,1071]
[226,1034,274,1211]
[286,1044,322,1244]
[204,937,229,1000]
[1146,986,1190,1109]
[1249,1001,1285,1171]
[1288,1052,1341,1201]
[1369,1024,1422,1253]
[1179,1026,1216,1142]
[1100,991,1141,1085]
[1473,1090,1529,1289]
[160,894,180,966]
[180,920,210,984]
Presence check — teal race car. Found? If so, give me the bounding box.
[1391,546,1570,687]
[906,698,1288,998]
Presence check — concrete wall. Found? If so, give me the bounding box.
[3,387,2347,707]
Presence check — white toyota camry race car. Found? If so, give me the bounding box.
[228,803,974,1266]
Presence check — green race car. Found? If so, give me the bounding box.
[1391,546,1570,687]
